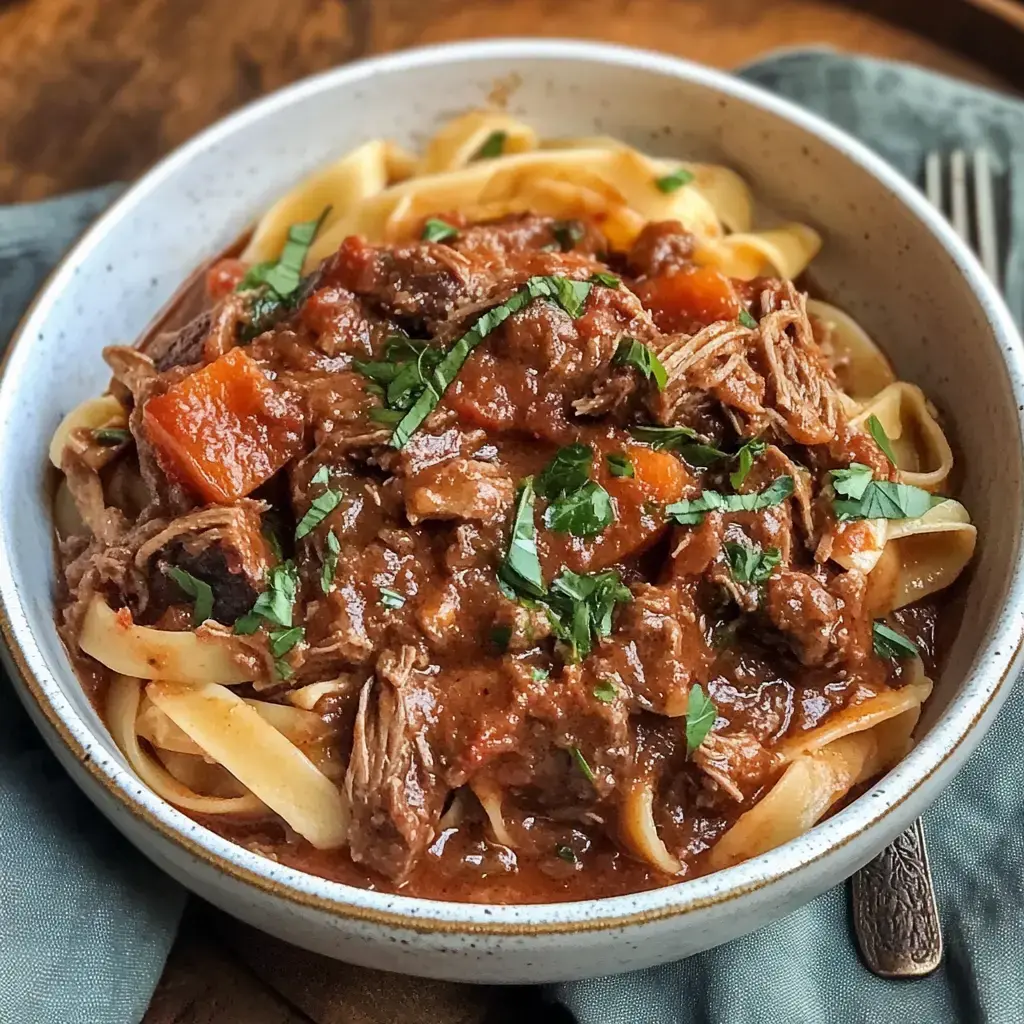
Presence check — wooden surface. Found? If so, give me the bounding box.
[0,0,1019,1021]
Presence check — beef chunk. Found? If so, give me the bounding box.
[765,568,840,666]
[345,647,448,880]
[627,220,697,279]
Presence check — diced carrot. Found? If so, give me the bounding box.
[635,266,740,331]
[144,348,304,503]
[205,258,248,301]
[611,444,690,504]
[540,441,694,574]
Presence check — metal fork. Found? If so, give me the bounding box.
[851,148,1002,978]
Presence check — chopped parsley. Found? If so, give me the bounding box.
[236,208,330,338]
[268,626,304,658]
[867,414,898,465]
[234,560,299,633]
[379,587,406,610]
[872,621,919,660]
[355,335,444,421]
[531,667,550,683]
[729,437,767,489]
[93,427,132,446]
[738,308,759,330]
[555,844,578,864]
[545,569,632,662]
[389,275,593,448]
[612,338,668,391]
[629,424,728,468]
[320,529,340,594]
[655,167,695,193]
[685,683,717,756]
[310,465,331,487]
[421,218,459,243]
[295,488,342,540]
[593,679,617,703]
[588,271,620,288]
[666,476,795,526]
[163,566,214,627]
[830,467,941,521]
[498,477,546,599]
[536,444,593,499]
[474,130,507,159]
[544,481,615,537]
[605,452,634,478]
[723,541,781,584]
[570,746,596,783]
[551,220,585,251]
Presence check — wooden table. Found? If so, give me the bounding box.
[1,1,1020,1020]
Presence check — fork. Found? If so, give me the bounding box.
[850,147,1002,978]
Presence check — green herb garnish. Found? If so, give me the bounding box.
[379,587,406,610]
[310,465,330,487]
[588,271,620,288]
[613,338,668,391]
[320,529,340,595]
[389,275,593,448]
[605,453,634,478]
[628,424,728,467]
[93,427,132,446]
[666,476,795,526]
[570,746,596,783]
[655,167,695,193]
[295,488,342,540]
[474,130,506,159]
[536,444,593,499]
[422,218,459,243]
[544,481,615,537]
[498,476,546,599]
[831,472,941,522]
[867,414,898,466]
[269,626,304,658]
[729,437,767,490]
[872,621,919,660]
[235,209,330,338]
[593,679,617,703]
[555,844,578,863]
[738,308,759,330]
[551,220,584,251]
[234,560,299,633]
[723,541,781,584]
[685,683,717,756]
[531,667,550,683]
[544,569,632,662]
[163,566,214,627]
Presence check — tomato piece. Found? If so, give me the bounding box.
[144,348,304,503]
[635,266,740,331]
[206,258,247,301]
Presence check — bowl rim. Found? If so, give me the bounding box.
[2,37,1024,938]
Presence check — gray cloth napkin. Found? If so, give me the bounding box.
[0,184,185,1024]
[3,48,1024,1024]
[555,50,1024,1024]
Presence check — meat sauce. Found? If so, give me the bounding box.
[61,214,952,903]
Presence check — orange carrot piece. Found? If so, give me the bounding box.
[636,266,740,331]
[144,348,304,503]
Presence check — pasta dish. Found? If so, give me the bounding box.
[51,113,976,901]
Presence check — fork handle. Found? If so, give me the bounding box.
[851,818,943,977]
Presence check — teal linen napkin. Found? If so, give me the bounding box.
[3,48,1024,1024]
[0,185,186,1024]
[555,50,1024,1024]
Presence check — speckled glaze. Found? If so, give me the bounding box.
[2,40,1023,984]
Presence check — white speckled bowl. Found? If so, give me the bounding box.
[1,40,1023,984]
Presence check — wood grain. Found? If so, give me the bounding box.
[0,0,1017,203]
[1,0,1017,1020]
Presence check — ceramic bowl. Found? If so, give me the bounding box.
[1,40,1023,985]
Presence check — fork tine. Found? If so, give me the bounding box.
[950,149,970,244]
[973,148,1001,287]
[925,150,943,210]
